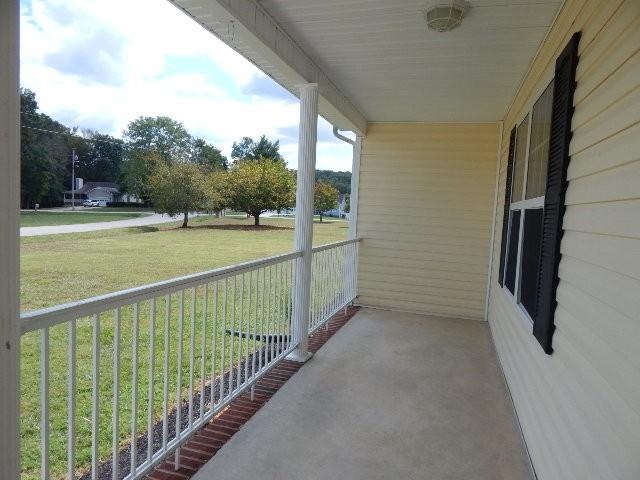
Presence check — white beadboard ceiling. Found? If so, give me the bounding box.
[257,0,562,122]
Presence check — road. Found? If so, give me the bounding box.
[21,213,192,237]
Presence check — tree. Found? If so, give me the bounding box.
[20,89,71,208]
[122,117,227,202]
[225,158,295,226]
[148,161,206,228]
[315,170,351,194]
[123,116,193,163]
[314,181,339,222]
[75,130,124,182]
[203,170,229,215]
[193,138,228,171]
[231,135,284,162]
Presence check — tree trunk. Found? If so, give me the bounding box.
[254,213,260,226]
[319,213,323,223]
[182,211,189,228]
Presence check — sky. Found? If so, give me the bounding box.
[19,0,354,171]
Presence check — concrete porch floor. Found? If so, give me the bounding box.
[192,308,532,480]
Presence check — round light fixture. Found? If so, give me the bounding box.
[424,0,470,32]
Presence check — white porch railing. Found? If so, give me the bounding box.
[309,239,359,334]
[19,239,358,480]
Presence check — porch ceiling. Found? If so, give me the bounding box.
[258,0,562,122]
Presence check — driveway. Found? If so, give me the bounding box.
[21,213,191,237]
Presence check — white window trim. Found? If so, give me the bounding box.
[502,81,553,327]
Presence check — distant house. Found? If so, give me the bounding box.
[324,193,347,218]
[63,180,140,206]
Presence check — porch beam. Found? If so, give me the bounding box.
[288,83,319,363]
[169,0,367,134]
[0,0,21,478]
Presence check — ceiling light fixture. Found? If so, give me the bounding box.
[424,0,470,32]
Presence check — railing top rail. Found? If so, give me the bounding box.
[311,238,360,253]
[20,250,303,334]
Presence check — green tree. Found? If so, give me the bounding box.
[148,161,207,228]
[123,116,193,162]
[226,158,295,226]
[122,117,227,202]
[203,170,229,215]
[314,181,339,222]
[231,135,284,162]
[20,89,71,208]
[193,138,228,171]
[122,117,192,201]
[315,170,351,194]
[75,130,124,182]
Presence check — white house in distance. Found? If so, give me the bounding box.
[63,180,141,206]
[1,1,639,480]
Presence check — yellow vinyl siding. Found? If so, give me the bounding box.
[357,123,498,320]
[487,1,640,479]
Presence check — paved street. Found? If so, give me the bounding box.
[21,213,186,236]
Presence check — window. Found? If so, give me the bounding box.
[497,31,581,354]
[502,82,554,320]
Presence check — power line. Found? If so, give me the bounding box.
[20,124,124,146]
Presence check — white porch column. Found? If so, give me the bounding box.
[0,0,21,478]
[288,83,318,363]
[348,135,362,240]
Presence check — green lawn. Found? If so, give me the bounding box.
[21,211,145,227]
[20,216,347,480]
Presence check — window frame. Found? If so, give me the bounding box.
[502,77,554,326]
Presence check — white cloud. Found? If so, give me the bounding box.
[20,0,353,171]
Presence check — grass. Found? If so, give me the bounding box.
[20,215,347,479]
[21,211,145,227]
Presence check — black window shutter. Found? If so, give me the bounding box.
[534,31,581,354]
[498,127,517,286]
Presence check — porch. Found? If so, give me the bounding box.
[191,307,531,480]
[2,0,639,479]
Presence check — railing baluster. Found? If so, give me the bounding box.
[274,263,280,357]
[68,319,76,480]
[259,268,265,373]
[210,282,218,409]
[236,273,244,389]
[251,270,258,380]
[131,303,139,476]
[245,271,252,384]
[147,297,156,462]
[220,278,227,401]
[200,284,208,421]
[162,295,170,452]
[175,290,185,470]
[91,314,100,480]
[40,326,50,480]
[176,291,184,442]
[188,287,196,428]
[265,265,273,365]
[112,307,121,480]
[229,276,236,393]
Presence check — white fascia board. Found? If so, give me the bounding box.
[169,0,368,135]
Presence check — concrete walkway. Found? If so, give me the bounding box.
[192,308,532,480]
[20,213,185,236]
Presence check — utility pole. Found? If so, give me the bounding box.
[71,149,77,210]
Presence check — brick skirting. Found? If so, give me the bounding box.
[146,306,360,480]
